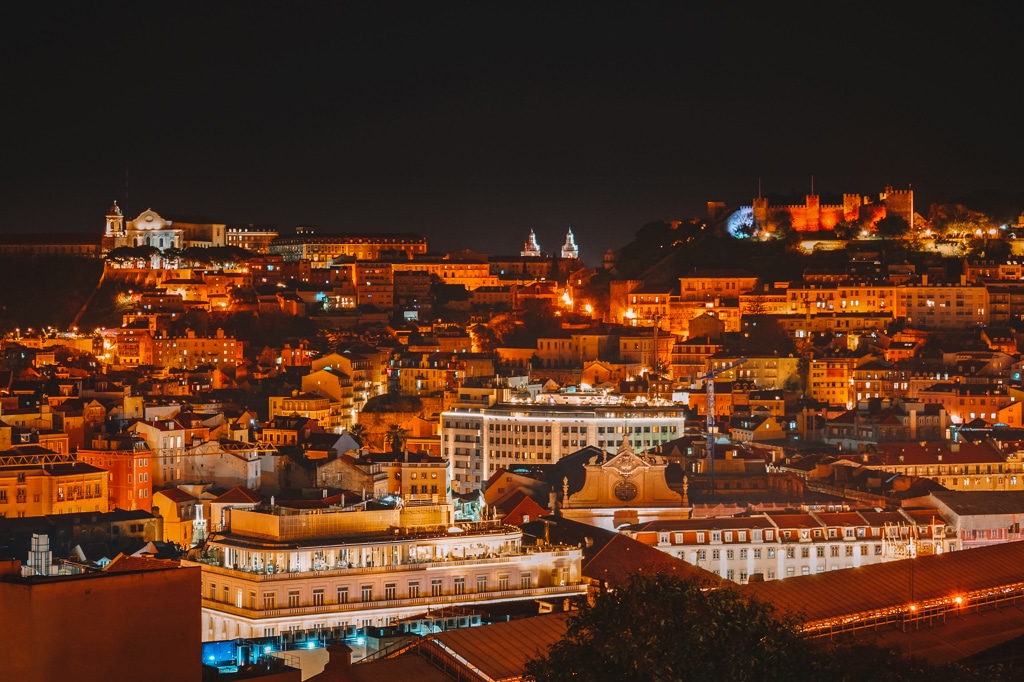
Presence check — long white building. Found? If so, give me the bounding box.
[621,509,958,584]
[186,502,583,641]
[442,402,689,493]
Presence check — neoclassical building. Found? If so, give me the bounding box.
[103,202,183,252]
[559,441,688,530]
[186,502,584,641]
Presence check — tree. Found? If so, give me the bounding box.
[525,573,811,682]
[526,573,990,682]
[384,423,409,452]
[876,214,911,239]
[347,423,367,447]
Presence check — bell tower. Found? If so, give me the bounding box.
[102,200,126,253]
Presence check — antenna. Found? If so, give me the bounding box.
[757,177,762,199]
[811,174,815,195]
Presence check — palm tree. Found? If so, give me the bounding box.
[347,423,367,447]
[384,424,409,453]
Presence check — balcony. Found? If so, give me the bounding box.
[188,546,579,582]
[199,582,585,620]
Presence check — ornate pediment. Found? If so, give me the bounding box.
[603,446,651,480]
[131,209,170,231]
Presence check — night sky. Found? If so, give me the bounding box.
[3,4,1020,264]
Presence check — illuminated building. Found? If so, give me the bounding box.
[186,503,584,641]
[269,392,346,433]
[897,277,989,329]
[77,433,154,512]
[623,509,956,583]
[442,402,688,493]
[521,229,542,258]
[269,231,427,263]
[560,228,579,259]
[151,328,244,370]
[745,186,913,234]
[103,204,191,252]
[0,449,109,518]
[226,224,279,253]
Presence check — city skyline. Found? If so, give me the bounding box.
[4,6,1022,265]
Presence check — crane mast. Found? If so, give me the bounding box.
[696,357,747,494]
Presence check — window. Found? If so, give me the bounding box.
[767,548,775,559]
[521,574,532,589]
[288,590,300,608]
[337,587,348,604]
[432,579,443,597]
[726,550,734,560]
[361,585,372,602]
[785,547,794,559]
[477,575,487,592]
[313,588,324,606]
[409,581,420,598]
[830,546,840,557]
[384,583,396,600]
[263,592,275,609]
[712,550,720,560]
[209,582,217,600]
[498,575,509,591]
[726,569,735,581]
[454,577,465,595]
[801,547,810,558]
[815,547,824,558]
[845,546,854,557]
[739,549,748,559]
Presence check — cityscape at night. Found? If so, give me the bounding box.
[2,5,1024,682]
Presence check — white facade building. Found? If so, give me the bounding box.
[188,503,584,641]
[442,402,688,493]
[622,509,958,584]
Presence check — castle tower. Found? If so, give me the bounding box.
[752,197,769,229]
[560,228,579,259]
[522,229,542,258]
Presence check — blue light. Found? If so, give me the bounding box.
[307,641,316,649]
[356,637,365,645]
[208,655,215,661]
[264,646,272,654]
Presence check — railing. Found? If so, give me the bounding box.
[802,580,1024,639]
[190,547,580,581]
[199,583,585,619]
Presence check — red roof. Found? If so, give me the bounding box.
[104,553,180,572]
[213,486,262,504]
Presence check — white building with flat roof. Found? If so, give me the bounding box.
[187,502,583,641]
[442,401,688,493]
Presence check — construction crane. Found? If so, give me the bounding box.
[694,356,747,494]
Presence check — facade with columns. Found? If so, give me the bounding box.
[186,503,583,641]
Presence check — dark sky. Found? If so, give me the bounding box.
[3,4,1021,264]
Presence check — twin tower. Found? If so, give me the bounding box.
[522,228,579,259]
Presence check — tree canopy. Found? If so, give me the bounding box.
[525,573,810,682]
[525,573,993,682]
